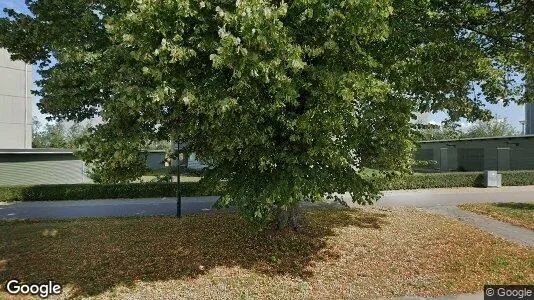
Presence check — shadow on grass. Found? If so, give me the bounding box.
[493,202,534,210]
[0,208,388,297]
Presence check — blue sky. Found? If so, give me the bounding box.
[0,1,527,129]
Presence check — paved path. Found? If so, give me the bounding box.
[427,206,534,247]
[359,187,534,248]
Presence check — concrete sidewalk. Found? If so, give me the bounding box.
[427,205,534,247]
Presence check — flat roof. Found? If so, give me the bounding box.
[419,134,534,143]
[0,148,74,154]
[0,148,167,154]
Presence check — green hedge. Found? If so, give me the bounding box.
[372,170,534,190]
[1,171,534,202]
[0,182,221,202]
[500,171,534,186]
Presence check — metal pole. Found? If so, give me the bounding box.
[176,142,182,218]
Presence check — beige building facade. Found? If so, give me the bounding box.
[0,48,32,149]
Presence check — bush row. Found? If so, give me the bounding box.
[1,171,534,202]
[372,170,534,190]
[0,182,222,202]
[371,172,485,190]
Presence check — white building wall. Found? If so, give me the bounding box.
[0,48,32,149]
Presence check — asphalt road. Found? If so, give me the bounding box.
[0,196,221,220]
[1,186,533,220]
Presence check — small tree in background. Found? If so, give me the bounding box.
[32,118,90,149]
[417,118,519,141]
[416,123,463,141]
[463,118,519,138]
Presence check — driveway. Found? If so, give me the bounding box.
[372,187,534,247]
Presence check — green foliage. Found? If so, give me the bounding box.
[418,118,519,141]
[372,171,534,190]
[500,171,534,187]
[372,172,486,190]
[146,140,171,151]
[463,118,519,138]
[32,118,91,148]
[0,182,222,202]
[416,123,463,141]
[1,0,531,227]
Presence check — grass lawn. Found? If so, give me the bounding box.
[141,168,202,183]
[1,208,533,299]
[139,175,202,183]
[459,203,534,230]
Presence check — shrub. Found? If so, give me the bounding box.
[0,182,224,202]
[500,170,534,186]
[371,172,484,190]
[372,170,534,190]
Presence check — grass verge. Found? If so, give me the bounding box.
[138,175,202,183]
[459,203,534,230]
[1,208,532,299]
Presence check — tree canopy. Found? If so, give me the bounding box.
[1,0,531,228]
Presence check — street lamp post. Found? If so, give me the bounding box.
[174,141,182,218]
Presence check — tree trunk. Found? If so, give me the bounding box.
[276,203,303,231]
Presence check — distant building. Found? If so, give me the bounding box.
[0,48,32,149]
[0,150,169,186]
[526,103,534,135]
[416,135,534,172]
[0,149,90,185]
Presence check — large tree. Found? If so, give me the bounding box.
[1,0,531,228]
